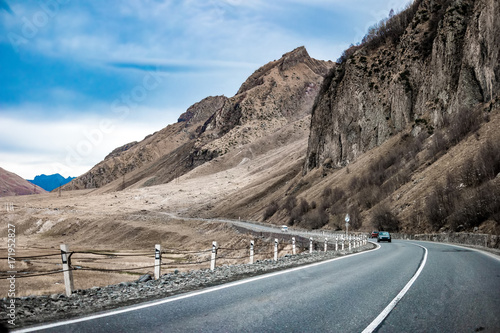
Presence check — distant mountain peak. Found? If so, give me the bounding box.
[28,173,75,192]
[280,46,310,70]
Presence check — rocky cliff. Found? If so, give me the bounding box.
[193,47,333,164]
[305,0,499,171]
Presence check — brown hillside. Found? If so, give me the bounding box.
[0,167,47,197]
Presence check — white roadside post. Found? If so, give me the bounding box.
[345,214,350,237]
[292,237,296,255]
[335,236,338,251]
[309,237,313,254]
[274,239,278,261]
[324,238,328,252]
[341,236,345,251]
[60,244,74,297]
[154,244,161,280]
[349,235,352,250]
[250,240,254,264]
[210,241,217,271]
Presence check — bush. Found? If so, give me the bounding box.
[358,185,381,209]
[298,198,311,215]
[460,140,500,187]
[476,139,500,181]
[283,196,297,212]
[361,0,423,50]
[370,204,400,232]
[263,201,279,220]
[303,209,329,229]
[448,182,500,230]
[348,204,362,230]
[447,107,481,145]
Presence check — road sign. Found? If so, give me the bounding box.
[345,214,350,223]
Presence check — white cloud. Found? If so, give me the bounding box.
[0,109,179,179]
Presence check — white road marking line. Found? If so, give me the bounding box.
[14,243,381,332]
[362,243,428,333]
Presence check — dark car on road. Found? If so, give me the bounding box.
[371,231,379,238]
[377,231,391,242]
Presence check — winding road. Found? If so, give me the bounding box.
[15,238,500,333]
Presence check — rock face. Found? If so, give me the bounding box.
[66,47,333,191]
[305,0,499,172]
[193,47,333,162]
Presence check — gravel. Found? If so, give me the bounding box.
[1,243,375,328]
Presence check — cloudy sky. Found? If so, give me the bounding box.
[0,0,410,179]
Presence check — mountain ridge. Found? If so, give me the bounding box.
[27,173,75,192]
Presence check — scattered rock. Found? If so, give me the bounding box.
[137,274,152,283]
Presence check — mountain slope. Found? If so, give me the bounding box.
[64,95,228,190]
[0,167,47,197]
[197,0,500,234]
[65,47,333,192]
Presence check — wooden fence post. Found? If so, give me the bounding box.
[60,244,74,297]
[250,240,254,264]
[292,237,296,255]
[154,244,161,280]
[210,241,217,271]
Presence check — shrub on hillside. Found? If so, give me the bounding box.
[347,204,362,230]
[263,201,279,220]
[282,196,297,212]
[448,182,500,230]
[447,107,482,145]
[302,209,329,229]
[370,204,400,232]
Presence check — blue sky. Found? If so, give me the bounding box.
[0,0,410,179]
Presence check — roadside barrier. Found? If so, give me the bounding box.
[393,232,500,249]
[0,233,368,296]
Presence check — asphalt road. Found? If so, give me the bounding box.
[17,240,500,333]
